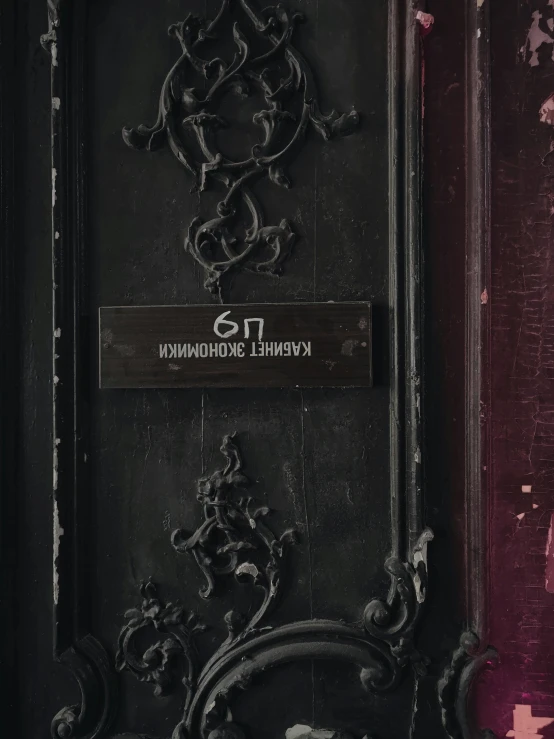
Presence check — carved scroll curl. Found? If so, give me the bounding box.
[123,0,360,297]
[363,528,434,675]
[51,636,117,739]
[438,631,498,739]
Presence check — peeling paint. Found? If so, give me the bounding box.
[522,485,533,493]
[286,726,313,739]
[53,498,65,605]
[54,230,60,240]
[53,443,59,492]
[341,339,358,356]
[415,11,434,35]
[51,42,58,67]
[540,93,554,125]
[52,96,61,110]
[545,513,554,594]
[477,0,485,7]
[52,167,57,207]
[522,11,554,67]
[481,287,488,304]
[236,562,259,579]
[54,375,60,385]
[414,446,421,464]
[506,704,554,737]
[54,327,61,338]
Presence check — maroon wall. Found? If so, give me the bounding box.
[477,0,554,735]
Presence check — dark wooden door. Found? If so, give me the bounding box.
[0,1,495,738]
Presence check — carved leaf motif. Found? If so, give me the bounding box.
[122,0,360,297]
[172,434,298,637]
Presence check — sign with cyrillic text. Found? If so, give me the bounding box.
[99,303,372,389]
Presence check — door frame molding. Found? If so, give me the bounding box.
[0,0,17,725]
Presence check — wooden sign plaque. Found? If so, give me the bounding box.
[99,303,372,389]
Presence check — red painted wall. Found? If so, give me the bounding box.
[477,1,554,735]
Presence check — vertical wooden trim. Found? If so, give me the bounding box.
[465,0,491,640]
[404,0,426,555]
[46,0,86,656]
[389,0,427,561]
[388,0,402,559]
[0,0,18,723]
[45,1,117,735]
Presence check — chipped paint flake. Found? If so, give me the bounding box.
[481,288,489,304]
[53,498,65,605]
[415,11,434,31]
[477,0,485,6]
[522,485,533,493]
[545,513,554,594]
[52,96,61,110]
[54,327,61,338]
[52,167,57,207]
[51,42,58,67]
[286,726,313,739]
[523,11,554,67]
[235,562,259,579]
[540,93,554,126]
[506,704,554,737]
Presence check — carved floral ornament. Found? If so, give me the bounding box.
[123,0,360,298]
[107,434,435,739]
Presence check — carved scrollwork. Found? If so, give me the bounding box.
[363,528,434,675]
[51,636,117,739]
[115,580,206,706]
[438,631,498,739]
[122,0,360,297]
[114,434,430,739]
[171,433,298,642]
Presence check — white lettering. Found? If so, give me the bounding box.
[275,342,283,357]
[302,342,311,356]
[189,344,199,358]
[214,311,239,339]
[237,342,245,357]
[250,342,259,357]
[168,344,177,359]
[284,342,291,357]
[159,344,168,358]
[244,318,265,341]
[292,342,301,357]
[265,342,274,357]
[177,344,187,358]
[199,343,208,358]
[209,343,218,357]
[220,343,229,357]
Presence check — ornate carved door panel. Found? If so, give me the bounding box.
[0,1,495,738]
